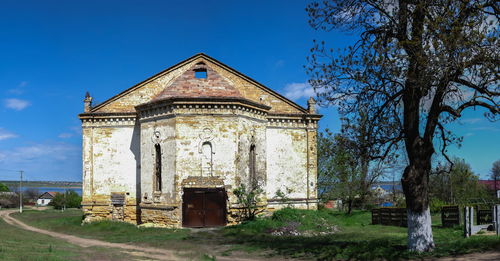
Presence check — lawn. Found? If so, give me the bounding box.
[12,208,500,260]
[0,210,127,261]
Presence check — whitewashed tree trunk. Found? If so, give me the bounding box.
[407,207,435,252]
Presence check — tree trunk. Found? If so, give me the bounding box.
[407,207,434,252]
[401,153,435,252]
[347,199,353,214]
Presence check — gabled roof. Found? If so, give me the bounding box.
[38,191,57,199]
[151,62,243,102]
[88,53,308,114]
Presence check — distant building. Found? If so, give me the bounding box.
[370,183,403,197]
[37,192,57,206]
[478,180,500,199]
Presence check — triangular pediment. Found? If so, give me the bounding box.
[89,53,307,114]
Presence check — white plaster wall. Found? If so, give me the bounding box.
[37,198,52,206]
[140,118,176,202]
[91,125,140,197]
[236,117,267,188]
[175,115,238,181]
[266,128,308,199]
[82,128,93,200]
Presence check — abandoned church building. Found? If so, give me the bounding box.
[79,53,321,227]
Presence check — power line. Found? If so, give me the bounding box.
[0,168,24,213]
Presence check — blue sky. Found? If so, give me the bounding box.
[0,0,498,181]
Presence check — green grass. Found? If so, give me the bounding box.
[0,213,126,261]
[222,208,500,260]
[14,209,190,248]
[12,208,500,260]
[13,209,216,260]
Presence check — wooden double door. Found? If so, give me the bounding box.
[182,188,227,227]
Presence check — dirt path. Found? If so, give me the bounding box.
[0,210,259,261]
[433,251,500,261]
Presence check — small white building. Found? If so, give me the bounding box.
[37,192,57,206]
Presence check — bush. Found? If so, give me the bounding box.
[49,190,81,209]
[0,193,18,208]
[233,183,264,221]
[0,183,10,192]
[430,198,447,213]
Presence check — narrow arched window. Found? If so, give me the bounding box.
[154,144,162,192]
[249,144,256,187]
[201,141,213,176]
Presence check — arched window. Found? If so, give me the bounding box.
[154,144,162,192]
[249,144,256,187]
[201,141,213,176]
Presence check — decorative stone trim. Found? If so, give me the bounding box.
[181,176,225,188]
[137,102,268,122]
[267,116,320,129]
[80,114,137,127]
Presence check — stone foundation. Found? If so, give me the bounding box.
[140,204,181,228]
[82,194,139,224]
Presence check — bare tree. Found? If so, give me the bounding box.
[306,0,499,252]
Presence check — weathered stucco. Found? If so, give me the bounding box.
[79,54,320,227]
[91,54,304,115]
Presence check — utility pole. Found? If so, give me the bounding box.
[19,170,23,213]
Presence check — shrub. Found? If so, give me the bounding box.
[233,183,264,221]
[0,183,10,192]
[0,192,18,208]
[49,190,81,209]
[430,198,447,213]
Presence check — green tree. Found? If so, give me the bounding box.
[49,190,82,210]
[0,183,10,192]
[318,126,383,213]
[430,158,490,204]
[306,0,499,252]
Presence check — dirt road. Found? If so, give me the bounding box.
[1,209,497,260]
[0,209,181,260]
[0,209,261,261]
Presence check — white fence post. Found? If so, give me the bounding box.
[495,204,500,236]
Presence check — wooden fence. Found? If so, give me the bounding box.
[371,208,407,227]
[477,209,493,225]
[441,205,460,227]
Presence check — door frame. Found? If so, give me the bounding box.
[182,187,227,228]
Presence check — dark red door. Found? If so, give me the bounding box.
[182,188,227,227]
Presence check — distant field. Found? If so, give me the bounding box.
[0,180,81,188]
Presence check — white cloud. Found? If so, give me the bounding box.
[0,128,18,141]
[70,126,82,136]
[0,143,79,163]
[0,142,81,181]
[460,118,482,124]
[274,59,285,68]
[7,81,28,95]
[470,126,500,132]
[58,133,73,139]
[283,82,315,101]
[4,98,30,110]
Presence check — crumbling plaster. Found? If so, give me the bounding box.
[79,54,320,227]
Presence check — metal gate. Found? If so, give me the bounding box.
[182,188,227,227]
